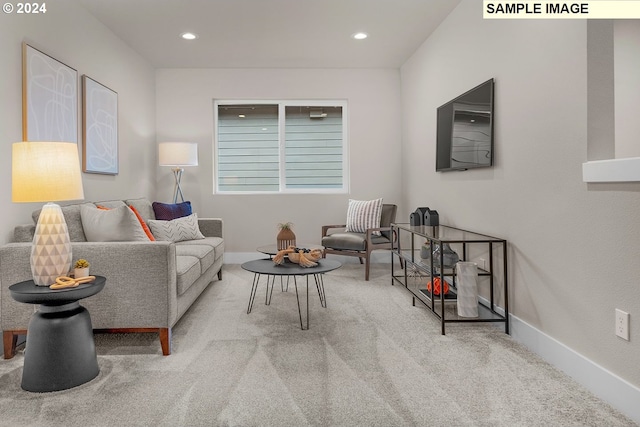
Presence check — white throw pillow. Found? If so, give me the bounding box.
[345,198,383,236]
[80,205,149,242]
[148,213,205,243]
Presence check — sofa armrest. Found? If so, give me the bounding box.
[198,218,223,238]
[0,241,178,331]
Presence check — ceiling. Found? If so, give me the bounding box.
[77,0,461,69]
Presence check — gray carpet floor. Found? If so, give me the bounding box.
[0,263,636,427]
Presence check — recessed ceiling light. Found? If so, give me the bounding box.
[352,32,368,40]
[181,32,198,40]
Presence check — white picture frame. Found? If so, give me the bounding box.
[82,75,118,175]
[22,43,78,143]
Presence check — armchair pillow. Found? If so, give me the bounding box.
[345,198,383,236]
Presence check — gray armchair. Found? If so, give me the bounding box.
[321,204,400,280]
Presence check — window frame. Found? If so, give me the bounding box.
[213,99,349,194]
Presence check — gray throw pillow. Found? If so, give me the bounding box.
[80,205,149,242]
[148,214,205,243]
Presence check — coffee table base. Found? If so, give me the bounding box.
[247,273,327,330]
[242,259,341,330]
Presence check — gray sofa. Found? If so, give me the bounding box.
[0,198,224,358]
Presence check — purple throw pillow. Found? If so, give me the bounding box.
[152,201,192,221]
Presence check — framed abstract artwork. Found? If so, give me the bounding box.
[82,75,118,175]
[22,43,78,143]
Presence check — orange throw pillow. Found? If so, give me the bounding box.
[95,204,155,241]
[129,206,155,241]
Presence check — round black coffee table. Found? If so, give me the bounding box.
[241,259,341,330]
[255,244,325,292]
[9,276,106,392]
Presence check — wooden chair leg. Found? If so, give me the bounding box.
[365,251,371,281]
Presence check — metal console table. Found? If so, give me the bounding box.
[391,224,509,335]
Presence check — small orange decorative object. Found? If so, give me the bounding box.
[427,277,449,295]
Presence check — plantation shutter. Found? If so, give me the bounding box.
[284,106,343,189]
[217,104,279,192]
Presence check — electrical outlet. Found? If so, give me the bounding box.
[615,309,630,341]
[478,258,486,271]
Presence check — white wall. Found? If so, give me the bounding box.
[401,0,640,401]
[156,68,402,254]
[0,0,156,245]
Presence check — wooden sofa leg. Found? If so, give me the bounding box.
[159,328,172,356]
[3,331,19,360]
[217,269,222,280]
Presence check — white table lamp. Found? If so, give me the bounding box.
[158,142,198,203]
[12,142,85,286]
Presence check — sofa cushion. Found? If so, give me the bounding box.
[80,205,149,242]
[176,255,201,295]
[94,200,127,209]
[129,206,155,241]
[32,203,93,242]
[14,224,35,243]
[322,232,390,251]
[175,244,215,274]
[152,201,192,220]
[178,237,224,261]
[148,214,204,243]
[95,204,155,241]
[126,198,155,222]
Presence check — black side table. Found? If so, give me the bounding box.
[9,276,106,392]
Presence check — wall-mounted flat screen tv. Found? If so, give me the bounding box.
[436,78,494,172]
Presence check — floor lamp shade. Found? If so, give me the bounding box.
[158,142,198,203]
[12,142,85,286]
[158,142,198,167]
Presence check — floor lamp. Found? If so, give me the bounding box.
[12,142,85,286]
[158,142,198,204]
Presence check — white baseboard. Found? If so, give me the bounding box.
[510,314,640,424]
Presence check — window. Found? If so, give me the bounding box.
[214,100,348,193]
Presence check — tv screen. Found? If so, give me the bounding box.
[436,78,494,172]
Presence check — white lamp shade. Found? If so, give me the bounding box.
[12,141,84,286]
[12,142,85,203]
[159,142,198,166]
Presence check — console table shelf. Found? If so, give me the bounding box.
[391,223,509,334]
